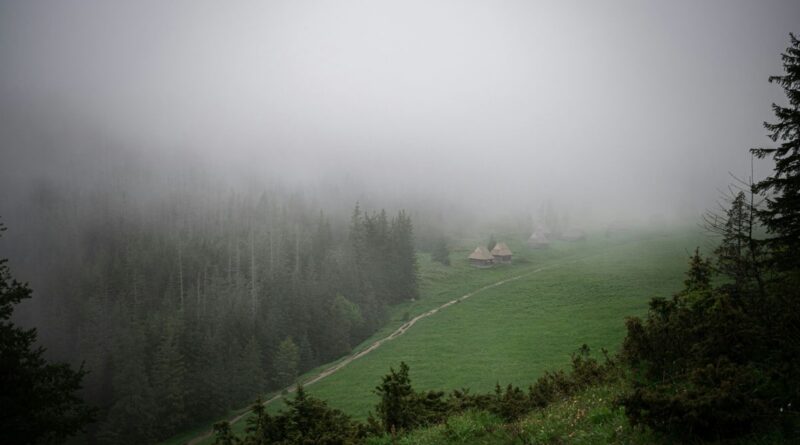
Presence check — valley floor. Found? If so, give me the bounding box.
[166,228,705,445]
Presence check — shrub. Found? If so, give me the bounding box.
[618,250,800,440]
[215,387,364,445]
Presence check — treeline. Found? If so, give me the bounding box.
[3,185,418,443]
[212,348,617,445]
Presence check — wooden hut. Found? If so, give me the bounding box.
[468,246,494,268]
[527,230,550,248]
[490,242,513,263]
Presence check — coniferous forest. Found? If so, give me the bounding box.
[2,177,418,443]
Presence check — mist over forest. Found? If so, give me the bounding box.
[1,1,799,445]
[2,1,795,220]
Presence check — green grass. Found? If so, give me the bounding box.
[366,377,794,445]
[287,230,698,417]
[365,379,661,445]
[165,228,704,445]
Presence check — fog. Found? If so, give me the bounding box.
[1,0,798,222]
[2,4,800,443]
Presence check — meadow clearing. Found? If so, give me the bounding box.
[167,228,706,445]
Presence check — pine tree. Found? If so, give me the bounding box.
[752,33,800,272]
[151,316,188,436]
[232,336,266,404]
[272,336,300,388]
[390,211,418,303]
[284,385,359,444]
[0,223,95,444]
[681,248,713,296]
[711,191,764,292]
[310,211,333,274]
[190,331,230,418]
[374,362,416,433]
[98,325,157,445]
[324,294,364,359]
[431,236,450,266]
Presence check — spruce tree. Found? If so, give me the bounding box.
[272,336,300,388]
[431,236,450,266]
[325,294,363,359]
[0,223,95,444]
[752,33,800,272]
[374,361,416,433]
[193,332,233,417]
[390,211,418,303]
[232,336,266,405]
[151,316,188,436]
[681,248,713,296]
[710,191,765,292]
[98,330,157,445]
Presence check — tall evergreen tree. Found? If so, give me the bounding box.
[374,362,416,433]
[272,336,300,388]
[97,326,157,445]
[709,191,765,292]
[431,236,450,266]
[232,336,266,404]
[319,294,363,360]
[390,211,418,303]
[151,316,188,436]
[0,223,95,444]
[752,33,800,272]
[190,331,231,418]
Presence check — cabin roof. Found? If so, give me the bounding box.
[491,242,512,256]
[468,246,494,260]
[528,231,549,243]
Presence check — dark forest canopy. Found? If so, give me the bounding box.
[1,174,419,443]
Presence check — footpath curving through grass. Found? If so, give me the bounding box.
[166,228,704,445]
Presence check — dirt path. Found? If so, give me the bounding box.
[186,263,561,445]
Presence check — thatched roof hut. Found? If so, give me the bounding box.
[468,246,494,268]
[527,231,550,248]
[491,242,513,263]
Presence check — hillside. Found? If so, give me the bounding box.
[365,377,791,445]
[167,228,705,445]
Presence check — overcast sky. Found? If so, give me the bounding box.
[1,0,798,220]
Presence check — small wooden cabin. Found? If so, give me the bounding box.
[491,242,513,263]
[527,231,550,248]
[468,246,495,268]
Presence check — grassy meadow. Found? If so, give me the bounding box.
[166,228,706,445]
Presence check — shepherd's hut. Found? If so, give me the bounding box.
[468,246,495,268]
[527,231,550,248]
[491,242,513,263]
